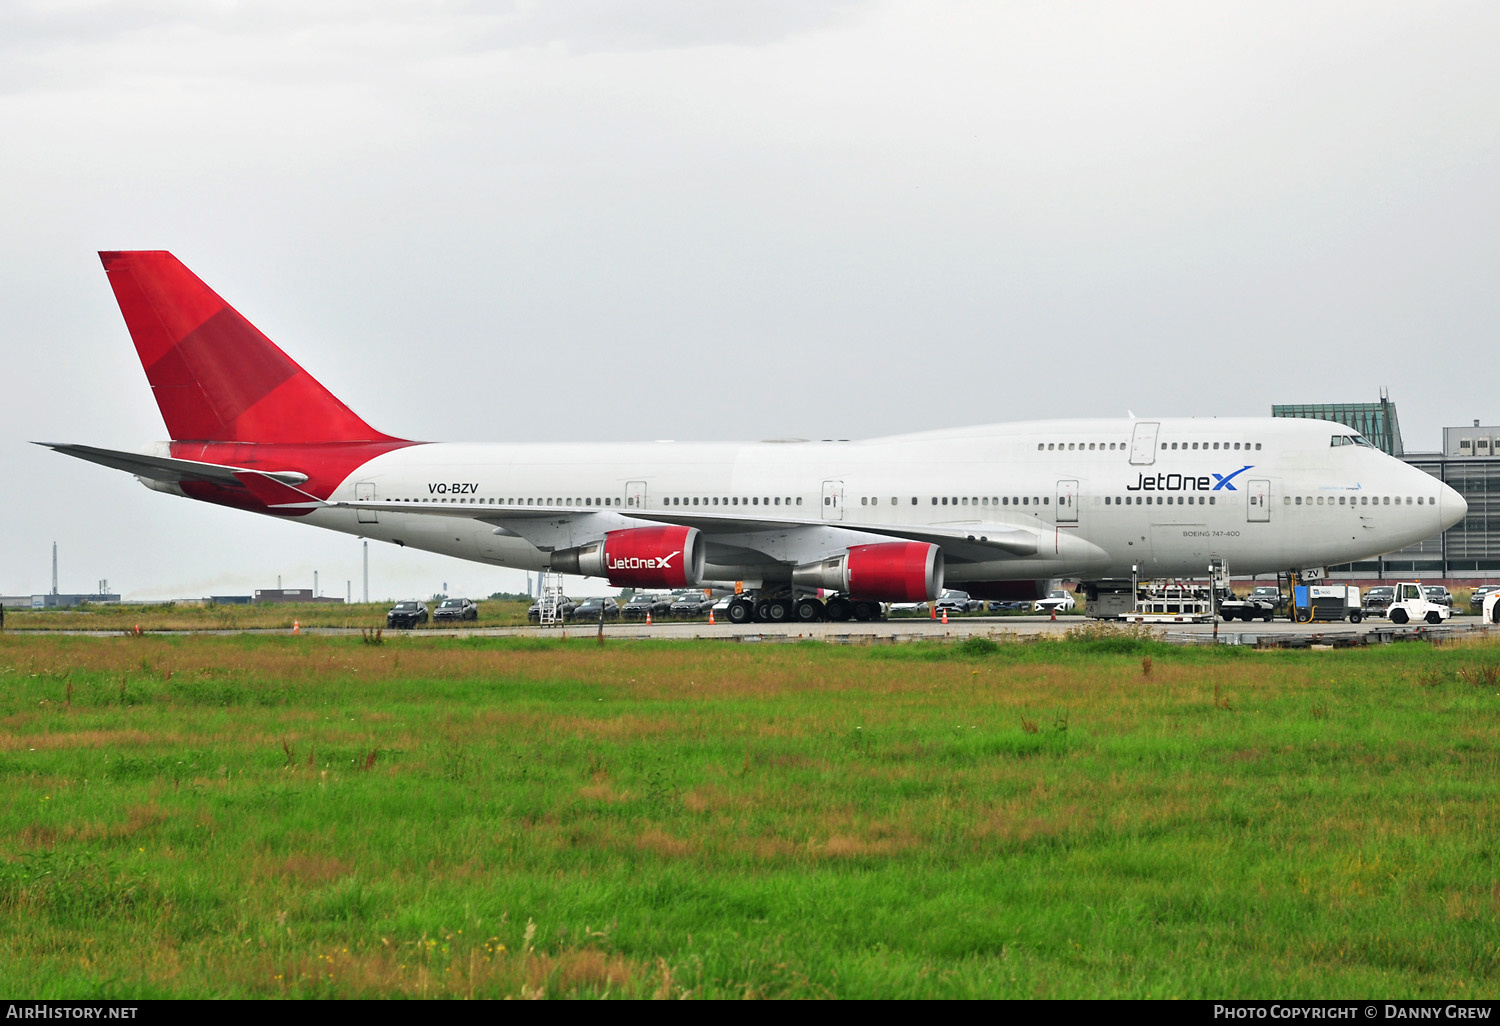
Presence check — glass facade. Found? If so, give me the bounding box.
[1272,399,1404,456]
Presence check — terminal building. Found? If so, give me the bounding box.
[1273,397,1499,580]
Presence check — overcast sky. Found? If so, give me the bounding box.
[3,1,1498,601]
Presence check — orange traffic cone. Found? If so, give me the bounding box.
[929,604,936,620]
[941,608,949,625]
[293,619,301,635]
[708,608,716,625]
[646,611,652,626]
[1050,607,1057,622]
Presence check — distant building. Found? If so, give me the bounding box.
[1274,398,1499,578]
[1,593,122,609]
[208,595,254,605]
[254,588,343,604]
[1271,396,1404,456]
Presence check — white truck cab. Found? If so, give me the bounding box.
[1386,582,1451,626]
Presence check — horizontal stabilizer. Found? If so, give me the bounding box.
[38,442,310,489]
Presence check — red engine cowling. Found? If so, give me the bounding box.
[846,542,943,601]
[549,525,705,589]
[793,542,944,602]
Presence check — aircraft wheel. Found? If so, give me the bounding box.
[764,598,792,623]
[727,598,755,625]
[1391,608,1409,624]
[795,598,825,622]
[852,600,879,621]
[825,597,852,622]
[1426,610,1442,625]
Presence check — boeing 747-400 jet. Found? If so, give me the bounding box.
[44,251,1466,622]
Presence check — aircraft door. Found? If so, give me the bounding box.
[356,481,378,524]
[822,480,845,521]
[1130,422,1159,465]
[1247,479,1271,523]
[626,480,647,509]
[1056,479,1078,523]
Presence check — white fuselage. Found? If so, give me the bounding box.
[276,416,1464,585]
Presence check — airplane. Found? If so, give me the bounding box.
[43,251,1467,623]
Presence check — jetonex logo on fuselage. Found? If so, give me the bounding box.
[1127,466,1253,492]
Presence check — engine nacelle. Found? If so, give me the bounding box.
[549,525,705,589]
[792,541,943,602]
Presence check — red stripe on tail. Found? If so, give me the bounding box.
[99,251,399,444]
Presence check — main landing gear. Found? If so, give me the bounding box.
[723,592,883,624]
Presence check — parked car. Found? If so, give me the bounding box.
[386,601,429,628]
[987,600,1031,613]
[1362,586,1395,618]
[527,596,576,622]
[669,592,715,617]
[623,593,672,620]
[1423,585,1454,609]
[1247,585,1287,613]
[1469,586,1499,612]
[572,596,620,621]
[1033,589,1077,614]
[432,597,478,622]
[935,590,981,615]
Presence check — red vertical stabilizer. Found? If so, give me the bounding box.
[99,251,399,444]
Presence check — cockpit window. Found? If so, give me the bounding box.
[1330,434,1372,448]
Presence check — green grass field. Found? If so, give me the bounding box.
[1,599,536,632]
[1,630,1497,998]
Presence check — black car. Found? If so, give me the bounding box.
[387,601,429,628]
[669,592,715,617]
[432,598,478,623]
[1470,586,1498,611]
[572,597,620,621]
[623,594,672,620]
[1362,586,1395,618]
[1424,585,1454,609]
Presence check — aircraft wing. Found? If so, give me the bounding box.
[329,498,1040,560]
[620,510,1040,560]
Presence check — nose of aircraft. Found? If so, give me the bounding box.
[1439,480,1468,532]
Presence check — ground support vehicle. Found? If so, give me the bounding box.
[1123,583,1216,624]
[527,596,575,623]
[1290,584,1363,623]
[1385,582,1451,625]
[1217,594,1276,622]
[1482,591,1500,624]
[1246,585,1288,616]
[432,598,478,623]
[387,601,429,628]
